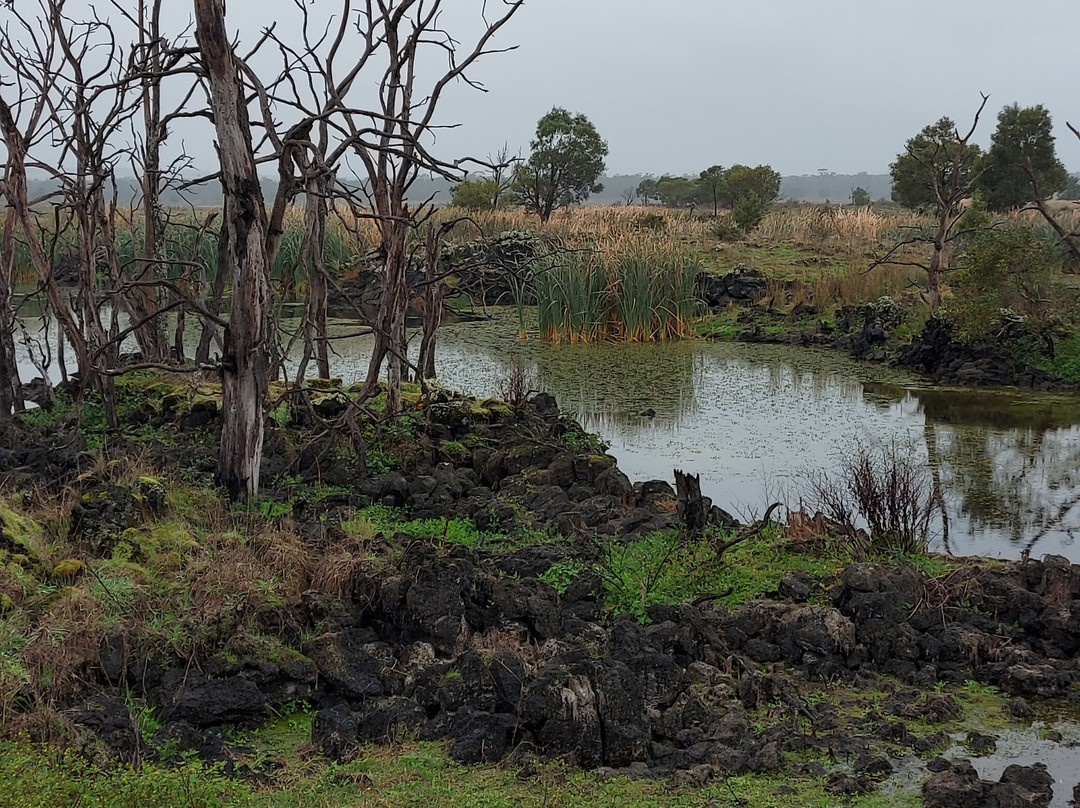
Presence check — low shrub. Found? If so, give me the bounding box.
[806,440,936,557]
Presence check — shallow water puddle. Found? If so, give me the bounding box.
[958,722,1080,808]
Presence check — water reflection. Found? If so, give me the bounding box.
[432,313,1080,562]
[12,304,1080,561]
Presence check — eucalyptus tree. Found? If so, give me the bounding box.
[979,104,1078,262]
[512,108,608,224]
[698,165,726,217]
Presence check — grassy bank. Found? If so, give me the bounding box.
[0,737,924,808]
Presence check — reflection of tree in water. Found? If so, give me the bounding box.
[439,315,1080,558]
[764,363,864,405]
[928,418,1080,549]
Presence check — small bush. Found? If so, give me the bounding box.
[1018,330,1080,382]
[539,559,585,595]
[710,215,743,242]
[806,440,936,557]
[732,193,766,233]
[494,359,537,406]
[597,530,715,621]
[947,226,1069,343]
[632,212,667,232]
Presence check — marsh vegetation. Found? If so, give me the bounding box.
[2,2,1080,807]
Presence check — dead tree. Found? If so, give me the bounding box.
[42,1,154,426]
[0,195,22,418]
[193,0,273,501]
[261,1,379,384]
[111,0,206,361]
[256,1,523,403]
[415,220,457,382]
[873,96,989,311]
[0,82,92,399]
[339,0,525,414]
[487,143,518,209]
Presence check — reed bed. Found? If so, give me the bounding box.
[9,200,1077,324]
[534,235,699,343]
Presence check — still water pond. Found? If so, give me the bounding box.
[425,312,1080,562]
[15,307,1080,562]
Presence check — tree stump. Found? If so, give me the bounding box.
[675,469,708,539]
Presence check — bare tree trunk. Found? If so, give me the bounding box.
[384,233,408,414]
[301,174,331,379]
[360,216,409,412]
[416,223,450,382]
[173,294,187,364]
[0,98,92,386]
[194,0,272,502]
[130,0,168,362]
[675,469,708,540]
[926,211,949,312]
[196,204,229,365]
[0,212,23,417]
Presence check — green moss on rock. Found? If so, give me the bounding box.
[52,558,84,579]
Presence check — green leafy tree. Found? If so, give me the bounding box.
[655,175,701,210]
[889,117,982,211]
[978,104,1079,263]
[698,165,727,216]
[1060,174,1080,200]
[881,98,989,310]
[850,186,871,207]
[450,177,502,211]
[512,108,608,223]
[979,104,1068,211]
[721,165,781,209]
[636,176,659,205]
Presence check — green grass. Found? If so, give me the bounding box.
[695,241,848,283]
[591,526,846,623]
[0,737,887,808]
[694,309,739,340]
[351,505,561,553]
[356,505,486,548]
[1019,331,1080,383]
[0,743,252,808]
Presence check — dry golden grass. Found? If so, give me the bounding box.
[0,448,396,729]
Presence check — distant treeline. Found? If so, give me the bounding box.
[25,172,899,207]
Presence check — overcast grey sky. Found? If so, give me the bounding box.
[433,0,1080,176]
[22,0,1080,177]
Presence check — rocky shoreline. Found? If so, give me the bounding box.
[2,379,1080,806]
[698,268,1080,392]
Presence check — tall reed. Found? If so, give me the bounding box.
[534,234,699,342]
